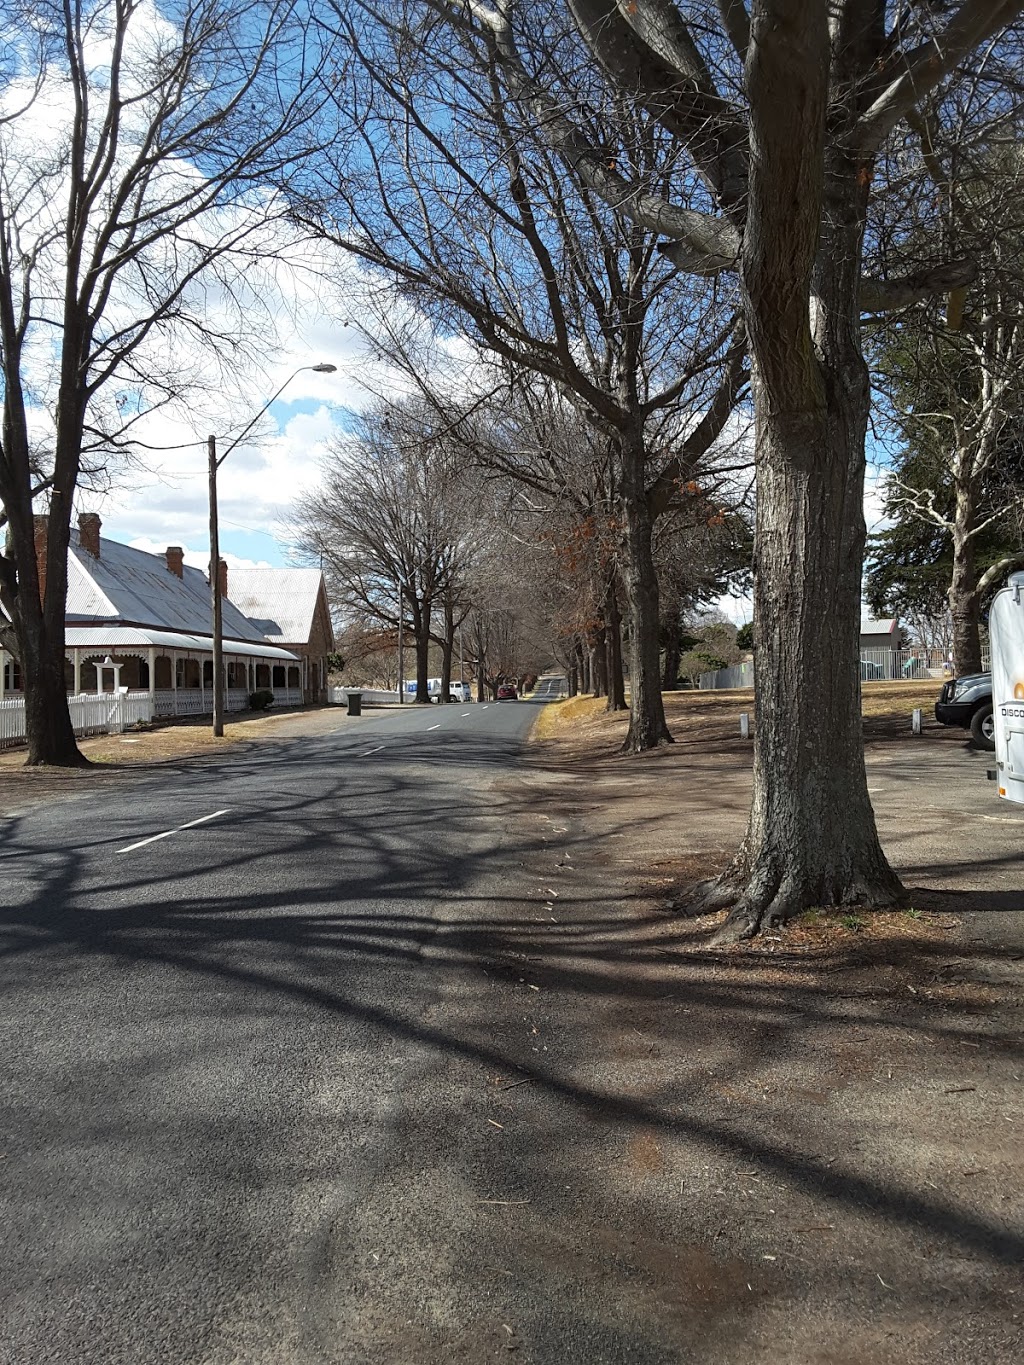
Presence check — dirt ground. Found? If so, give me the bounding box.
[508,684,1022,1362]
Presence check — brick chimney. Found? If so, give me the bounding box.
[78,512,102,558]
[208,557,228,598]
[166,546,184,578]
[33,514,48,602]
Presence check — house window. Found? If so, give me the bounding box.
[3,658,22,691]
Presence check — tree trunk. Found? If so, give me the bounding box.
[8,507,86,767]
[21,618,83,766]
[578,639,589,694]
[949,486,984,675]
[604,578,627,712]
[699,26,903,937]
[439,602,454,701]
[590,631,606,697]
[662,615,681,692]
[617,434,672,747]
[704,402,903,937]
[413,602,431,702]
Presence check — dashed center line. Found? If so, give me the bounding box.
[362,745,385,756]
[117,809,231,855]
[461,711,471,716]
[427,723,441,731]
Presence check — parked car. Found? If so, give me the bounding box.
[935,672,994,750]
[496,684,518,700]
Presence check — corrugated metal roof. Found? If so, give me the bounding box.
[63,627,298,661]
[860,617,898,635]
[226,567,325,645]
[66,531,266,642]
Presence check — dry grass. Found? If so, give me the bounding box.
[536,678,944,744]
[0,705,310,771]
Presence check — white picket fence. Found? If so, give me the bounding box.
[0,691,155,752]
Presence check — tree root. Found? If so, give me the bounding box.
[678,861,905,943]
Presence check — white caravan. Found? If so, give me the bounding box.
[989,569,1024,805]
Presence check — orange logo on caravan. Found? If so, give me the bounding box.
[1016,682,1024,700]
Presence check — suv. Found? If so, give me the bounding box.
[496,684,518,700]
[935,672,994,750]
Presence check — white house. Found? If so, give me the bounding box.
[1,514,311,717]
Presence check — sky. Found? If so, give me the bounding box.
[92,312,372,575]
[10,0,896,632]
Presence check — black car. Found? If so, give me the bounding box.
[935,672,994,750]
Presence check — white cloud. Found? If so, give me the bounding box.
[127,538,274,572]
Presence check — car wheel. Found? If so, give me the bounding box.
[970,703,995,751]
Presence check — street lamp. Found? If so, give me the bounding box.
[208,362,337,736]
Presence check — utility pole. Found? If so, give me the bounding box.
[208,434,225,737]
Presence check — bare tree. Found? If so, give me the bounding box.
[0,0,338,764]
[292,401,480,703]
[872,126,1024,674]
[295,5,748,751]
[410,0,1023,936]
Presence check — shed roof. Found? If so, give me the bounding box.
[860,616,898,636]
[226,567,327,646]
[66,531,265,643]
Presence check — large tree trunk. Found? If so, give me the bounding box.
[578,638,590,694]
[617,437,672,747]
[589,627,606,697]
[662,614,682,692]
[439,602,455,701]
[949,485,984,675]
[412,602,431,702]
[604,578,627,712]
[700,8,902,937]
[7,508,86,767]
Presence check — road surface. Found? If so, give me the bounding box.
[0,699,553,1364]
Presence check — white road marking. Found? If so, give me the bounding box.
[117,809,231,855]
[427,723,441,731]
[461,711,471,716]
[362,746,385,755]
[482,705,489,710]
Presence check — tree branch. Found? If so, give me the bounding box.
[856,0,1024,154]
[859,257,978,313]
[977,552,1024,595]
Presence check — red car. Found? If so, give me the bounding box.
[496,684,518,700]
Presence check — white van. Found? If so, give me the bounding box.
[990,569,1024,805]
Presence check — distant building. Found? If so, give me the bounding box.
[227,568,334,704]
[860,616,903,652]
[0,513,330,715]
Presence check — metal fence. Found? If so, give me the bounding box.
[699,646,991,691]
[698,661,755,690]
[1,691,155,752]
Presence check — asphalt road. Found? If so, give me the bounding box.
[0,699,544,1365]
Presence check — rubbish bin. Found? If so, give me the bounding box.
[346,690,363,717]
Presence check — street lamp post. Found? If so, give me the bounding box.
[208,362,336,736]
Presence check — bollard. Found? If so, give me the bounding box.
[911,707,922,735]
[739,711,750,739]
